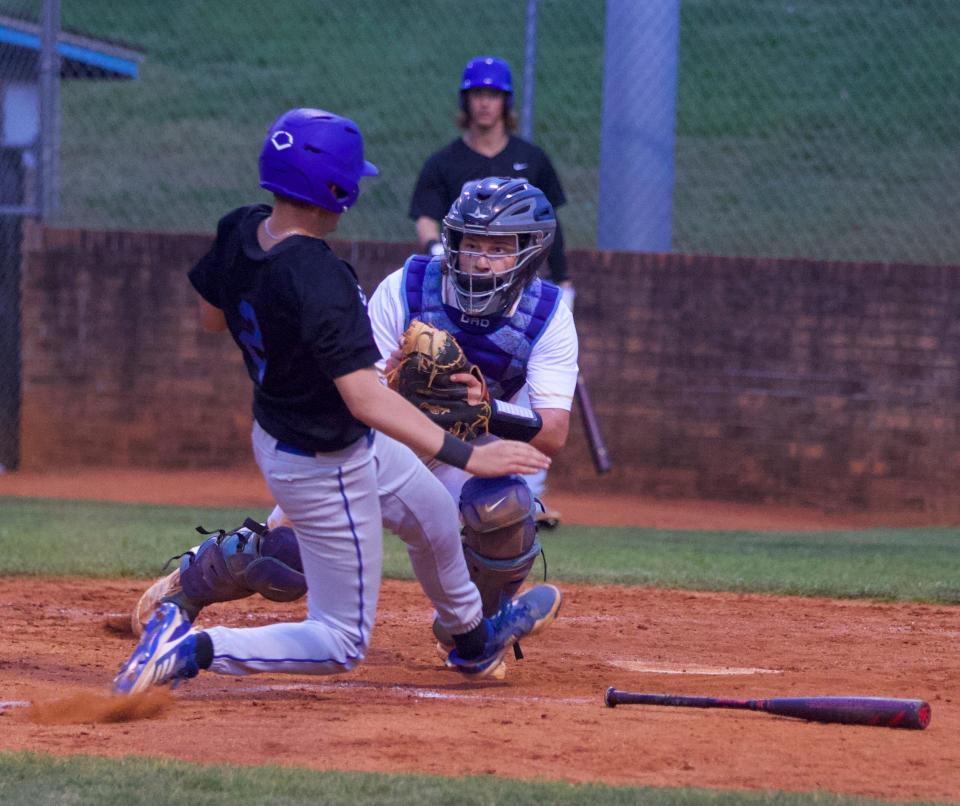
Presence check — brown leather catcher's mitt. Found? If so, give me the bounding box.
[387,321,491,441]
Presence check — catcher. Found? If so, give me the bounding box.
[132,177,578,670]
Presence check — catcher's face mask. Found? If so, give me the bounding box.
[459,233,518,277]
[444,230,545,316]
[441,176,556,317]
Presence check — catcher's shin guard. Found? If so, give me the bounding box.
[136,519,306,631]
[459,476,541,617]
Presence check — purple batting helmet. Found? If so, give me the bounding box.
[258,108,378,213]
[459,55,513,111]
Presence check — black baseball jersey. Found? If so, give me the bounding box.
[409,136,569,283]
[189,204,381,452]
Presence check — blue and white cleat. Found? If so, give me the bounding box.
[447,584,562,678]
[113,602,200,695]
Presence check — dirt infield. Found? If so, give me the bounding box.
[1,579,957,801]
[1,470,958,801]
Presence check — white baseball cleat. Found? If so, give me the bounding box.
[131,568,182,637]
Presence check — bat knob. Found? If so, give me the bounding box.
[605,687,617,708]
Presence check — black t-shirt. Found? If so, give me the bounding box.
[188,204,381,452]
[409,136,569,282]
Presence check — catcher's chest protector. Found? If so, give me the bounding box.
[402,255,561,401]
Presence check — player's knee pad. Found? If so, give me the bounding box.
[244,525,307,602]
[459,476,541,617]
[178,519,306,610]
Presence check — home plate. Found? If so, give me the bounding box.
[609,660,781,675]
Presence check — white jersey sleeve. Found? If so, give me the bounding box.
[523,300,579,412]
[366,267,408,374]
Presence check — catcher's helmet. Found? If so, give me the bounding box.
[442,177,556,317]
[259,108,378,213]
[459,55,513,112]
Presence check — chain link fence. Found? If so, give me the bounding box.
[0,0,954,262]
[1,1,958,470]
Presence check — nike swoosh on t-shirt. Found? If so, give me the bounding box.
[512,162,528,171]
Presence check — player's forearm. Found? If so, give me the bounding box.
[415,216,441,249]
[547,220,569,284]
[197,297,227,332]
[363,390,445,457]
[487,399,568,456]
[529,408,569,456]
[336,367,443,457]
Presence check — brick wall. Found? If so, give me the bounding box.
[20,222,960,513]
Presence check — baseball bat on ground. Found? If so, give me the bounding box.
[575,375,612,475]
[604,689,931,730]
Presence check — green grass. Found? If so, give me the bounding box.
[3,497,959,603]
[24,0,957,263]
[0,497,271,577]
[0,752,946,806]
[3,499,957,804]
[543,525,960,603]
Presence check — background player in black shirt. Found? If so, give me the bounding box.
[113,108,562,695]
[409,56,574,524]
[409,55,572,299]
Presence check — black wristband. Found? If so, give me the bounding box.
[435,432,473,469]
[489,399,543,442]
